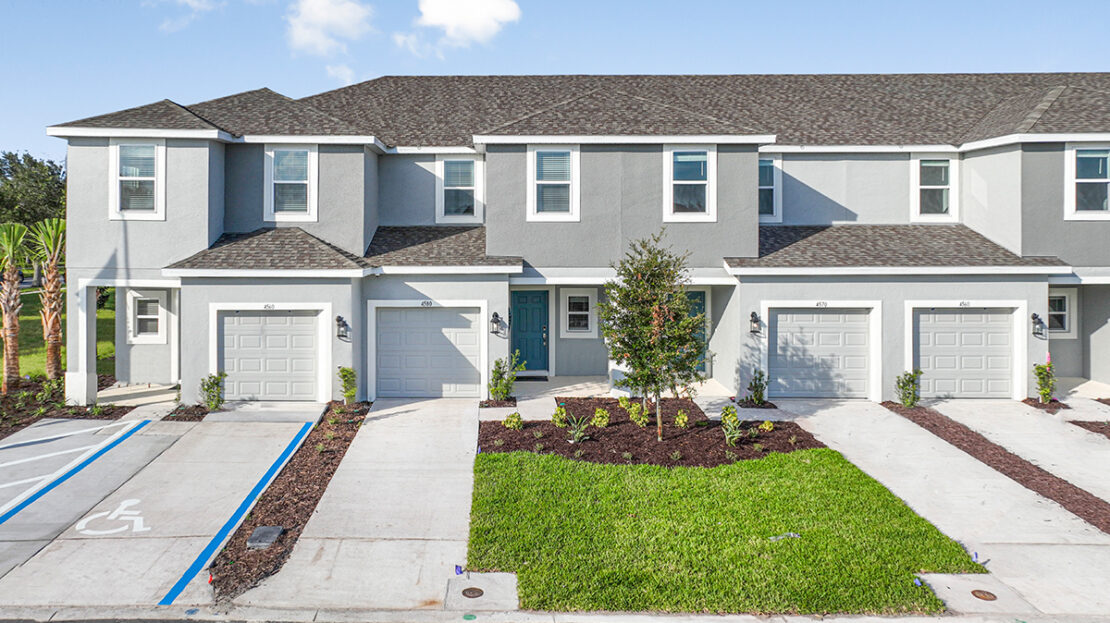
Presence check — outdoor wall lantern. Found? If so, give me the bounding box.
[490,311,503,335]
[335,315,351,340]
[1031,313,1046,338]
[749,311,762,335]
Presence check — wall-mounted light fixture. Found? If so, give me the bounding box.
[490,311,503,335]
[335,315,351,340]
[1031,313,1046,338]
[749,311,762,335]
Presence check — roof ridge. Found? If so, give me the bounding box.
[476,88,606,135]
[1015,85,1068,133]
[285,227,366,267]
[611,90,759,133]
[169,99,229,134]
[268,88,364,133]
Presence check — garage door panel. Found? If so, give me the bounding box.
[915,308,1012,399]
[376,307,481,398]
[769,309,870,398]
[220,310,318,401]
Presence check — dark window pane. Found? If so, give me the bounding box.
[759,188,775,215]
[758,160,774,187]
[920,188,949,214]
[1048,313,1066,331]
[1048,296,1067,312]
[673,152,707,181]
[120,180,155,211]
[920,160,949,186]
[536,151,570,181]
[119,145,155,177]
[673,184,706,213]
[135,299,159,316]
[444,188,474,215]
[274,183,308,212]
[136,318,160,335]
[568,313,590,330]
[536,184,570,212]
[274,150,308,182]
[1077,150,1109,180]
[567,296,589,313]
[1077,183,1109,211]
[444,160,474,187]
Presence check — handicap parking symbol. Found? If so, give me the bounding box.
[76,499,151,536]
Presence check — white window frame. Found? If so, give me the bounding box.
[126,289,167,345]
[264,144,318,223]
[1047,288,1077,339]
[560,287,597,339]
[910,153,959,222]
[663,144,717,223]
[1064,143,1110,221]
[435,155,484,224]
[758,154,783,223]
[526,145,580,222]
[108,138,166,221]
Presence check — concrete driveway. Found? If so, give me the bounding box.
[238,398,479,610]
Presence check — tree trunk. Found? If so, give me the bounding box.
[1,265,22,394]
[40,259,63,379]
[655,390,663,442]
[32,262,42,287]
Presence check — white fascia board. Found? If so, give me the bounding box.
[240,135,388,151]
[726,265,1073,277]
[47,127,232,140]
[1052,266,1110,284]
[509,266,735,286]
[474,134,777,145]
[760,144,956,153]
[367,265,523,275]
[163,268,365,278]
[960,133,1110,152]
[388,146,479,155]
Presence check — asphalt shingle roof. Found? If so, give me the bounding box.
[55,99,218,130]
[363,226,521,267]
[724,225,1065,269]
[186,88,363,137]
[166,228,364,271]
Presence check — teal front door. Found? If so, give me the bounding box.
[511,291,549,372]
[688,291,707,372]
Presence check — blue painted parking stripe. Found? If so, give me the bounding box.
[159,420,313,606]
[0,419,151,526]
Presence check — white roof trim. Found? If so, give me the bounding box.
[1049,266,1110,284]
[163,268,365,278]
[760,144,954,153]
[725,264,1072,276]
[473,134,777,146]
[961,133,1110,152]
[367,265,522,275]
[47,127,233,140]
[239,135,388,151]
[509,266,735,285]
[388,146,479,155]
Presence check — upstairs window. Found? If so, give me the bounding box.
[108,138,165,221]
[526,145,579,222]
[911,154,958,222]
[264,144,318,222]
[664,145,716,222]
[758,155,782,223]
[1075,149,1108,212]
[435,156,483,224]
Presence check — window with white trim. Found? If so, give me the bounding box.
[435,156,483,224]
[1074,149,1108,212]
[126,289,167,345]
[758,155,782,222]
[264,144,318,222]
[109,138,165,221]
[910,154,959,221]
[663,145,717,222]
[1047,288,1076,339]
[527,146,580,222]
[560,288,597,339]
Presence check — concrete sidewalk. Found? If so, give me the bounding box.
[777,399,1110,617]
[237,398,482,611]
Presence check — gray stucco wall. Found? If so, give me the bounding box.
[734,276,1050,401]
[378,154,436,226]
[1047,287,1083,378]
[1082,285,1110,383]
[779,153,911,224]
[1022,144,1110,266]
[552,286,608,376]
[709,284,741,393]
[485,144,759,268]
[114,287,174,384]
[961,145,1022,254]
[363,149,379,251]
[223,144,369,256]
[207,143,225,246]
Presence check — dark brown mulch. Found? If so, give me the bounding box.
[0,377,135,442]
[97,374,118,390]
[478,397,823,468]
[1098,398,1110,408]
[1022,397,1071,414]
[735,398,778,409]
[1070,420,1110,441]
[479,398,516,408]
[882,401,1110,534]
[166,404,208,422]
[210,400,370,601]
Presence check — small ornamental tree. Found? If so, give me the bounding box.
[598,231,707,441]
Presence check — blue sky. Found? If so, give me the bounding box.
[3,0,1109,162]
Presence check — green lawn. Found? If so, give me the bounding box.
[18,288,116,377]
[469,449,982,614]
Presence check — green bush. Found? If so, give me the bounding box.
[566,410,591,443]
[489,350,526,401]
[503,411,523,430]
[674,409,688,428]
[747,369,767,405]
[1033,361,1056,404]
[200,372,228,411]
[617,395,632,411]
[591,408,610,428]
[552,403,568,428]
[895,369,923,408]
[721,405,743,447]
[759,420,774,432]
[337,366,358,404]
[627,402,648,427]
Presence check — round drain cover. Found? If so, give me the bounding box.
[971,589,997,601]
[462,587,484,599]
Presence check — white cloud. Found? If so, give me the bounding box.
[286,0,373,56]
[152,0,222,32]
[391,32,436,58]
[394,0,520,55]
[326,64,356,85]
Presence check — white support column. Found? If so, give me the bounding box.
[64,285,99,405]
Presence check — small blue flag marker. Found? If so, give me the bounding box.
[913,578,922,587]
[455,565,463,575]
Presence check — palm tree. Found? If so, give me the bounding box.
[29,219,65,380]
[0,223,29,394]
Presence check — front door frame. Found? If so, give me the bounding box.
[687,287,713,377]
[510,286,554,376]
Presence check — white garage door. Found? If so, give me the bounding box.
[220,310,318,401]
[769,308,870,398]
[915,308,1013,398]
[376,307,481,398]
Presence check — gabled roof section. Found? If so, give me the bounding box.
[53,99,218,130]
[959,86,1066,144]
[364,226,522,267]
[1022,85,1110,134]
[166,227,365,271]
[185,88,363,137]
[725,225,1066,269]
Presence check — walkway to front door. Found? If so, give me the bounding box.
[511,291,548,373]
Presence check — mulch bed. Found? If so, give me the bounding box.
[1098,398,1110,408]
[882,401,1110,535]
[0,377,135,442]
[97,374,118,390]
[1070,421,1110,442]
[735,398,778,409]
[1022,397,1071,414]
[165,404,208,422]
[210,400,370,601]
[479,398,516,408]
[478,397,823,468]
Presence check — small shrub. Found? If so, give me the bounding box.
[89,404,103,417]
[566,410,591,443]
[493,439,505,447]
[747,426,759,439]
[725,450,738,462]
[674,409,688,428]
[315,442,325,453]
[324,431,336,440]
[488,350,526,401]
[337,367,358,404]
[532,429,544,439]
[573,448,585,458]
[747,369,768,406]
[759,420,774,432]
[617,395,632,411]
[720,405,742,447]
[621,451,633,461]
[1033,361,1056,404]
[788,434,798,445]
[34,406,47,417]
[752,442,764,453]
[591,408,610,428]
[896,369,924,408]
[502,411,523,430]
[627,402,648,427]
[533,442,545,452]
[669,450,682,461]
[552,404,568,428]
[200,372,229,411]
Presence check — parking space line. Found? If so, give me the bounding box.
[0,420,151,524]
[0,444,99,472]
[158,421,313,606]
[0,420,134,452]
[0,475,49,491]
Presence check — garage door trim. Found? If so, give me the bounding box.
[904,299,1027,400]
[368,299,488,401]
[759,300,883,402]
[209,302,332,403]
